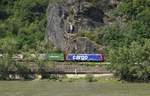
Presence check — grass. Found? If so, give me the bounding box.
[0,80,150,96]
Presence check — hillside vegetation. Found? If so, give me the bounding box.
[0,0,150,81]
[0,0,49,53]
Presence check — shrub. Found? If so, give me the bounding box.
[109,39,150,81]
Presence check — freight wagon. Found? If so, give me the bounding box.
[47,53,64,61]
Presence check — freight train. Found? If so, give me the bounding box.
[48,53,104,62]
[0,53,105,62]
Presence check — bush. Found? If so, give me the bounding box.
[109,39,150,81]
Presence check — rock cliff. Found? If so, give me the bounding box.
[46,0,118,53]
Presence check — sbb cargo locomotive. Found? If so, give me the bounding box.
[47,53,104,62]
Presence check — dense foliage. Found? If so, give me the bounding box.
[0,0,49,53]
[79,0,150,81]
[0,55,55,80]
[101,0,150,81]
[109,40,150,81]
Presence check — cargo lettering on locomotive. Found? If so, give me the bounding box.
[66,54,104,62]
[72,55,88,60]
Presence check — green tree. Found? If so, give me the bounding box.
[109,39,150,81]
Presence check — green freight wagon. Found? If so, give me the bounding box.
[47,53,64,61]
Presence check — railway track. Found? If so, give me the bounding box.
[8,61,110,74]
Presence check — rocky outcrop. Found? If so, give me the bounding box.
[46,0,118,53]
[66,36,103,53]
[46,3,66,51]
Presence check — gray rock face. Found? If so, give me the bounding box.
[47,3,66,51]
[46,0,118,53]
[66,37,102,53]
